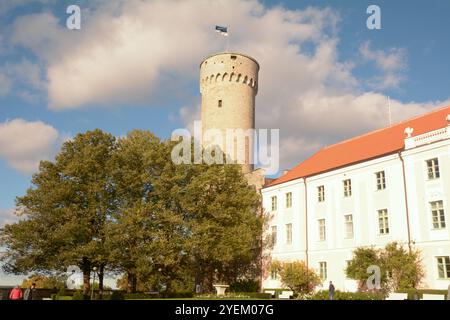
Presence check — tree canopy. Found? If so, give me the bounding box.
[0,129,265,294]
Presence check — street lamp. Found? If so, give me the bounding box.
[91,267,97,300]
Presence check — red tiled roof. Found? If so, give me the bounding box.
[267,105,450,187]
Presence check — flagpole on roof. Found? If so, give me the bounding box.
[226,26,229,52]
[388,96,392,126]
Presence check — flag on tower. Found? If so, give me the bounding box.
[215,25,228,36]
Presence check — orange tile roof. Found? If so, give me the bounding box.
[267,105,450,187]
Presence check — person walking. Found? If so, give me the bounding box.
[328,281,335,300]
[24,283,37,300]
[9,285,23,300]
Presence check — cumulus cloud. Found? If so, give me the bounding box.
[0,59,46,101]
[359,41,407,90]
[6,0,450,169]
[0,119,62,173]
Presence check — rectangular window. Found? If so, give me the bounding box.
[271,196,277,211]
[319,262,327,280]
[344,214,354,239]
[271,226,277,246]
[218,99,223,108]
[318,186,325,202]
[378,209,389,235]
[343,179,352,197]
[431,200,446,229]
[375,171,386,190]
[318,219,326,241]
[427,158,440,179]
[270,269,277,280]
[286,192,292,208]
[437,256,450,279]
[286,223,292,245]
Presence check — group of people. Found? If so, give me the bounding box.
[8,283,37,300]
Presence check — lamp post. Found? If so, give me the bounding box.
[91,267,97,300]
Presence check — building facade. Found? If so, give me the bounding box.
[262,106,450,291]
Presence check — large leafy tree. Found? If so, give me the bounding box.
[1,131,265,295]
[182,163,263,292]
[0,130,116,294]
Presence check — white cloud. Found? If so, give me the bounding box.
[0,119,62,173]
[359,41,407,90]
[6,0,450,169]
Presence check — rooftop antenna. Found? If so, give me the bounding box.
[387,96,392,126]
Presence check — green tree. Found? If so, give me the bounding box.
[380,242,424,291]
[274,260,321,298]
[21,274,66,289]
[0,130,117,295]
[345,242,424,293]
[345,247,384,291]
[182,163,264,293]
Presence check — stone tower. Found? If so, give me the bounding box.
[199,52,259,174]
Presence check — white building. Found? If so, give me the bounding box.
[262,105,450,291]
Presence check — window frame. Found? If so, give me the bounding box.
[430,200,446,229]
[343,179,352,197]
[286,223,292,245]
[271,196,277,211]
[318,219,326,241]
[437,256,450,279]
[426,158,440,180]
[271,225,277,246]
[317,185,325,202]
[375,171,386,190]
[344,214,354,239]
[378,209,390,235]
[319,261,327,280]
[286,192,292,208]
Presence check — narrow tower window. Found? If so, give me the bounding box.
[218,100,222,108]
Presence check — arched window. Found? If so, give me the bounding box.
[222,73,228,81]
[230,73,235,81]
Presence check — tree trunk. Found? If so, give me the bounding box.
[127,271,137,293]
[81,258,91,296]
[83,269,91,296]
[98,264,104,299]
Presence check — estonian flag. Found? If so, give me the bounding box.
[215,25,228,36]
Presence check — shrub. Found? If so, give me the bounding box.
[72,290,85,300]
[234,292,271,299]
[399,289,448,300]
[164,291,194,298]
[109,291,125,300]
[229,280,259,293]
[123,292,156,300]
[310,290,383,300]
[272,260,321,298]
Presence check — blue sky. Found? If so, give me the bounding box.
[0,0,449,284]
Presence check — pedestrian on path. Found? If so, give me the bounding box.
[9,285,23,300]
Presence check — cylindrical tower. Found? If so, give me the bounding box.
[200,52,259,174]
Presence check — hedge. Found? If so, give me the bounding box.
[398,289,448,300]
[310,290,384,300]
